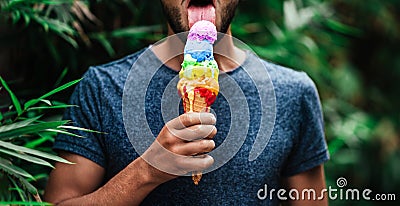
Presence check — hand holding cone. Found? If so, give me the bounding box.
[176,20,219,185]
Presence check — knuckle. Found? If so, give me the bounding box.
[165,120,173,129]
[180,156,192,168]
[189,125,200,132]
[198,125,209,136]
[162,126,173,137]
[181,114,192,126]
[200,157,213,169]
[198,160,207,169]
[202,113,216,124]
[199,140,208,150]
[169,146,179,154]
[163,133,175,146]
[200,140,214,152]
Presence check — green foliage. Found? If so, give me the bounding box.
[0,77,84,202]
[1,0,82,47]
[0,0,164,96]
[231,1,400,205]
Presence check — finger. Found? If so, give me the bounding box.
[172,125,216,141]
[173,140,215,156]
[205,126,217,139]
[179,154,214,172]
[167,112,216,130]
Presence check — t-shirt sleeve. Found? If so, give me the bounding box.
[53,67,106,168]
[281,73,329,177]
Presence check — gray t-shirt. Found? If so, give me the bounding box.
[54,47,329,205]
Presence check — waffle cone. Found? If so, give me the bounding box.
[183,93,210,113]
[192,171,202,186]
[182,91,213,185]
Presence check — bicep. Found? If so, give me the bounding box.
[282,165,328,206]
[44,151,105,204]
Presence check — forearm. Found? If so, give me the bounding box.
[47,113,216,205]
[56,157,163,206]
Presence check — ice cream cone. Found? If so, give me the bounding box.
[183,92,210,113]
[177,20,219,185]
[182,91,210,185]
[183,88,215,185]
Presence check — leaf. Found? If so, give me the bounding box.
[0,201,51,206]
[8,176,27,202]
[54,67,68,87]
[12,10,21,24]
[31,14,74,34]
[24,79,81,110]
[0,111,18,121]
[73,1,101,24]
[9,174,39,198]
[51,100,70,106]
[325,19,362,36]
[27,105,77,111]
[24,134,53,148]
[57,32,79,48]
[284,0,300,30]
[0,120,68,139]
[266,21,285,40]
[45,129,84,138]
[0,148,54,168]
[0,76,22,116]
[40,99,52,106]
[0,157,33,179]
[29,14,79,48]
[58,125,103,134]
[29,173,49,182]
[0,141,73,164]
[0,116,42,133]
[92,34,115,57]
[22,12,30,26]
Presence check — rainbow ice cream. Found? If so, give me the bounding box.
[176,20,219,185]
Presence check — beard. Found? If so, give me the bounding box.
[161,0,239,34]
[218,0,239,33]
[161,4,187,34]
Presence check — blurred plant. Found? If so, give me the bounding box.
[233,0,399,205]
[1,0,163,54]
[0,0,99,47]
[0,76,94,203]
[0,0,163,99]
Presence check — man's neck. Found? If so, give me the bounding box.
[152,27,246,73]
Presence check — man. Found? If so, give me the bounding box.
[45,0,329,205]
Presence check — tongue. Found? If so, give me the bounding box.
[188,4,216,28]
